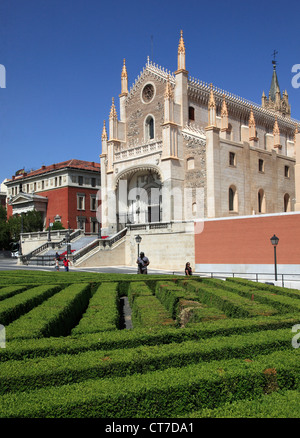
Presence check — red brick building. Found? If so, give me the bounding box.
[5,159,101,233]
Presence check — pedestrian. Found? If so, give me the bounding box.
[54,252,60,271]
[185,262,192,276]
[54,258,60,271]
[63,257,70,272]
[136,252,150,274]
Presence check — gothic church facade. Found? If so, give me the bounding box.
[100,31,299,237]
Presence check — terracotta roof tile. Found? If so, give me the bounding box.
[8,159,100,182]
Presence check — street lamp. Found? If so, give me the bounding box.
[135,235,142,274]
[135,235,142,258]
[48,218,52,242]
[270,234,279,281]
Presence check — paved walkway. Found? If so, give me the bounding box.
[1,258,300,289]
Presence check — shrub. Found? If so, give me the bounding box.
[0,284,61,326]
[128,282,175,328]
[6,283,91,339]
[1,349,300,418]
[71,282,119,334]
[185,280,278,318]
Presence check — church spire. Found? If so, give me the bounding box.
[177,30,186,72]
[269,63,281,102]
[120,58,128,96]
[261,52,291,118]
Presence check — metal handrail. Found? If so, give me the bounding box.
[194,271,300,287]
[19,229,82,264]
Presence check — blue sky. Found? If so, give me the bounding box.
[1,0,300,185]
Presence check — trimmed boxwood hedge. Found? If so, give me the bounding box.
[1,270,300,418]
[6,283,91,340]
[1,349,300,418]
[0,284,62,326]
[184,280,278,318]
[186,389,300,418]
[0,285,29,301]
[1,313,298,362]
[71,282,119,335]
[219,279,300,313]
[128,282,175,328]
[226,278,300,300]
[0,327,293,395]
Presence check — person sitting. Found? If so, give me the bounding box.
[185,262,192,276]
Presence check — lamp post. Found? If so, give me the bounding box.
[48,218,52,242]
[135,235,142,258]
[135,235,142,273]
[270,234,279,281]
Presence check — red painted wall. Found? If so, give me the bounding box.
[43,186,100,232]
[195,213,300,266]
[7,187,101,233]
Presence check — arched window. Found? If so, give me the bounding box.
[229,185,238,212]
[145,116,154,141]
[258,189,266,213]
[284,193,291,212]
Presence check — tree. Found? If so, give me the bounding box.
[0,205,10,250]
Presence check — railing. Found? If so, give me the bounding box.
[194,271,300,288]
[72,228,128,264]
[72,238,100,263]
[114,140,162,162]
[103,228,127,247]
[19,229,82,264]
[127,222,169,231]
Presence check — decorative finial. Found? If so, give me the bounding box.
[121,58,127,78]
[273,115,280,135]
[221,94,228,117]
[294,123,299,143]
[164,75,174,99]
[109,97,117,119]
[101,120,107,140]
[178,29,185,54]
[208,83,215,108]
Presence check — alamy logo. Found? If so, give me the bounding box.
[291,64,300,89]
[0,325,5,348]
[0,64,6,88]
[292,324,300,348]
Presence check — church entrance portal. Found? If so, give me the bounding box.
[116,168,162,231]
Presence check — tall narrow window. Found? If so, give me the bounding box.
[77,194,85,210]
[284,193,291,212]
[258,189,266,213]
[284,166,290,178]
[229,152,236,167]
[189,106,195,121]
[229,185,238,212]
[258,159,264,173]
[145,116,154,141]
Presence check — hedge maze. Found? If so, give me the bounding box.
[0,270,300,418]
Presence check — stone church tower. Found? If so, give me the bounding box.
[100,32,299,237]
